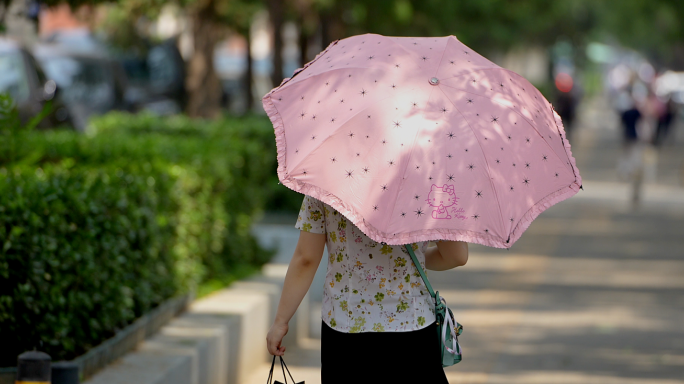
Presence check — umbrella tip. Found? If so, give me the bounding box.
[579,184,584,190]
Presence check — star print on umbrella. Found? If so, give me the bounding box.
[263,33,581,248]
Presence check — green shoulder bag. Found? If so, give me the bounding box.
[405,244,463,367]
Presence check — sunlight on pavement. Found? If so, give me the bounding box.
[447,371,684,384]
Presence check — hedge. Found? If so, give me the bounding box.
[0,112,301,366]
[0,165,177,363]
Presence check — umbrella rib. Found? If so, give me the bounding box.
[439,82,575,174]
[438,86,508,242]
[379,36,434,72]
[382,86,440,231]
[432,37,450,77]
[438,67,526,83]
[286,93,395,175]
[439,66,579,173]
[379,38,451,230]
[281,34,436,96]
[274,65,383,93]
[275,34,440,93]
[440,81,545,134]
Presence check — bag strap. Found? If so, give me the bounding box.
[404,245,436,300]
[266,355,276,384]
[267,356,297,384]
[280,356,296,384]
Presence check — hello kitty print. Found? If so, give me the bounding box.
[426,184,467,220]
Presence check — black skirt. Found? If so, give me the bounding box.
[321,321,449,384]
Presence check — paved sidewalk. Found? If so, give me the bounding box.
[247,98,684,384]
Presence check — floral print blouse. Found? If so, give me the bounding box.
[296,195,436,333]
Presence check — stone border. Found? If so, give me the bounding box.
[0,294,192,384]
[81,263,306,384]
[75,294,194,380]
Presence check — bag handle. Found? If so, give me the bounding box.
[266,355,297,384]
[266,355,276,384]
[280,356,296,384]
[404,244,436,300]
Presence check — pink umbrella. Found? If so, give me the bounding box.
[263,34,581,248]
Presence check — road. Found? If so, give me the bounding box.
[248,97,684,384]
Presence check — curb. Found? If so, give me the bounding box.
[83,263,305,384]
[0,295,191,384]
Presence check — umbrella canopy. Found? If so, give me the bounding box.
[263,34,581,248]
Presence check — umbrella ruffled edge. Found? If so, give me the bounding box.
[262,39,341,191]
[507,108,582,246]
[268,173,524,248]
[551,107,583,189]
[262,48,583,250]
[508,182,581,247]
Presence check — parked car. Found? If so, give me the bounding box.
[116,38,186,116]
[35,34,186,122]
[33,43,132,131]
[0,38,72,129]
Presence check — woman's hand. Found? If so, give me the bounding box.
[266,231,325,356]
[267,321,289,356]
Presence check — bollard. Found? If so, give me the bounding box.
[16,351,50,384]
[50,363,78,384]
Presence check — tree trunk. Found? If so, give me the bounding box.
[269,0,284,87]
[320,7,344,48]
[185,4,223,118]
[320,11,331,48]
[0,2,7,31]
[244,29,254,112]
[298,16,309,66]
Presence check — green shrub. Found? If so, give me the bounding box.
[0,165,177,363]
[0,112,299,366]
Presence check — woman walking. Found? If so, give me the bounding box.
[266,196,468,383]
[262,33,581,384]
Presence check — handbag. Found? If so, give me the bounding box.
[266,355,304,384]
[404,245,463,367]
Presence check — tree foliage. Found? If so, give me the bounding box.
[4,0,683,56]
[316,0,681,64]
[2,0,682,111]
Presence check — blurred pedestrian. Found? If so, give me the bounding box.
[615,88,645,207]
[653,97,675,147]
[555,90,578,142]
[553,72,581,142]
[618,92,641,145]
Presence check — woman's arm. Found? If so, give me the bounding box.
[425,240,468,271]
[266,230,326,356]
